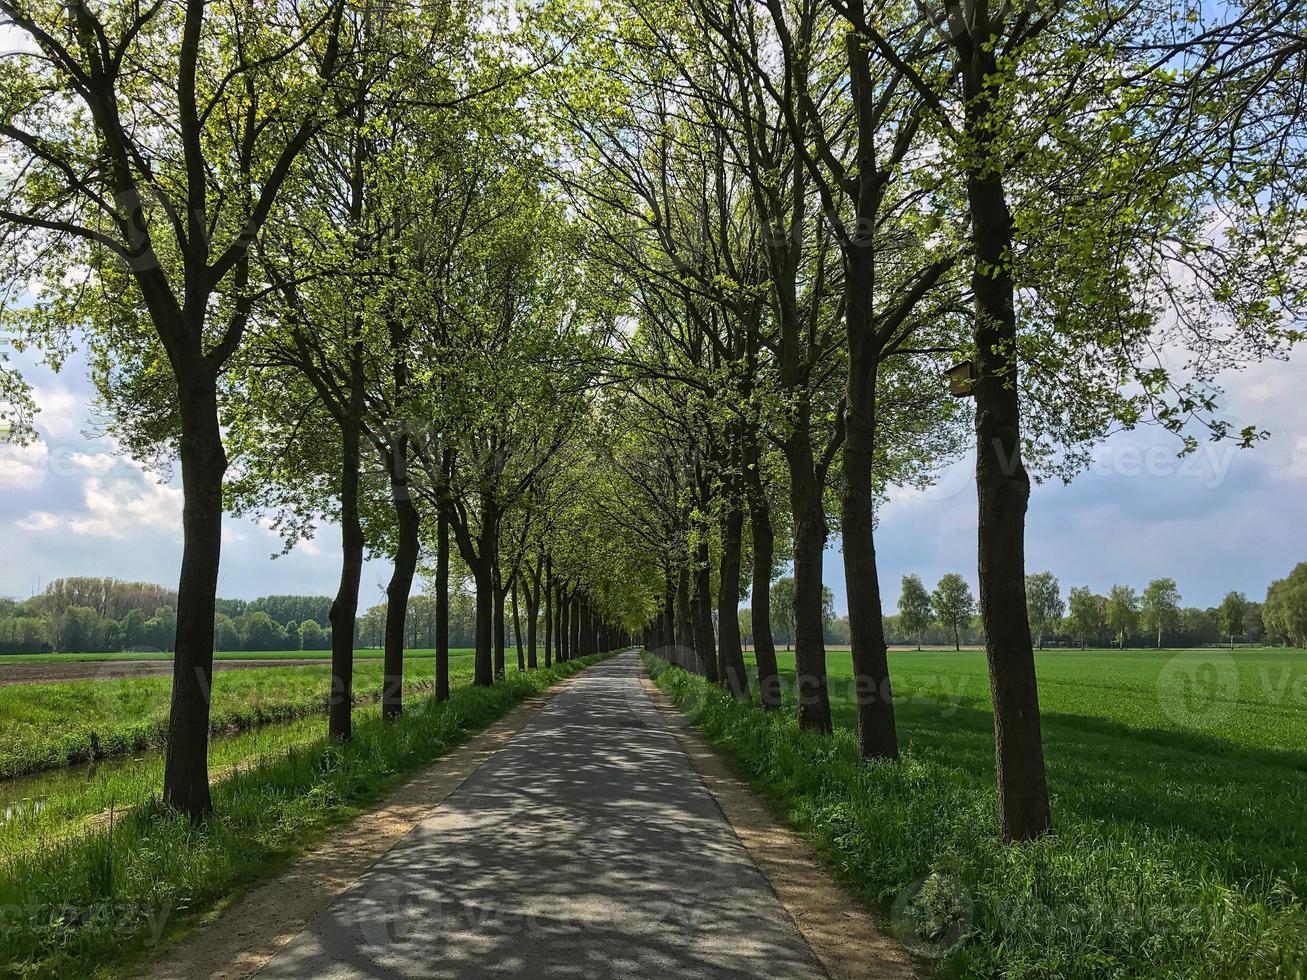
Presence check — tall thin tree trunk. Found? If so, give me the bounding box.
[841,237,899,760]
[748,491,782,710]
[435,504,450,701]
[675,566,696,672]
[162,372,225,820]
[718,502,750,699]
[525,586,539,669]
[512,577,525,671]
[543,558,553,668]
[571,594,582,661]
[474,558,494,686]
[961,32,1052,842]
[329,404,363,740]
[787,441,833,733]
[383,468,419,721]
[493,557,506,679]
[557,586,569,662]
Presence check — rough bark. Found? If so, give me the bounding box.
[717,503,750,700]
[435,504,450,702]
[786,440,833,733]
[162,372,225,820]
[543,558,553,668]
[745,474,781,710]
[961,30,1053,842]
[675,566,696,672]
[511,577,525,671]
[493,557,506,679]
[328,405,363,740]
[383,462,419,721]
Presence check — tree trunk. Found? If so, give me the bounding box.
[841,285,898,758]
[473,557,494,685]
[493,557,506,679]
[162,372,225,821]
[693,537,719,683]
[473,499,498,686]
[383,466,419,721]
[787,443,832,733]
[718,503,750,700]
[328,407,363,740]
[675,566,696,672]
[962,35,1052,842]
[525,571,539,669]
[512,577,525,671]
[747,494,782,710]
[570,594,582,662]
[435,504,450,701]
[543,558,553,668]
[557,586,569,662]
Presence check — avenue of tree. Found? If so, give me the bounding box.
[0,0,1302,845]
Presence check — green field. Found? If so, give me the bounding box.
[649,646,1307,978]
[0,647,474,663]
[0,653,476,779]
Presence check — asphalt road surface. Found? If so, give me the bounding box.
[257,652,828,979]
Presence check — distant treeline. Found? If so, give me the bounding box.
[1,577,514,654]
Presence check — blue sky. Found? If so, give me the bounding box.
[1,343,1304,612]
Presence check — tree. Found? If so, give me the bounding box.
[931,575,976,652]
[1065,587,1106,650]
[298,620,328,652]
[1141,579,1182,649]
[1106,586,1140,649]
[1025,573,1065,650]
[1264,564,1307,648]
[240,612,285,652]
[1218,592,1249,649]
[0,0,351,819]
[213,616,240,653]
[60,606,99,653]
[897,576,934,651]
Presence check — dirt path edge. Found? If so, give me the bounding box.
[639,670,921,980]
[134,665,598,980]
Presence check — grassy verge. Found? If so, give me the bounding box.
[0,661,459,861]
[0,654,475,780]
[644,652,1307,979]
[0,648,476,664]
[0,654,608,978]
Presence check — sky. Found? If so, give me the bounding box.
[2,340,1303,614]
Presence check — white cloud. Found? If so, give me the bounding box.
[31,385,82,438]
[68,451,118,474]
[0,441,48,490]
[17,511,61,531]
[67,476,184,539]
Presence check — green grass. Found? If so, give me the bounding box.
[646,647,1307,979]
[0,654,609,979]
[0,647,475,664]
[0,653,475,780]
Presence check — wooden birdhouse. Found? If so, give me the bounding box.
[947,359,975,397]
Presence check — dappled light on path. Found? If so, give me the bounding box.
[258,654,825,979]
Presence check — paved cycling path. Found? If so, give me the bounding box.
[256,652,828,979]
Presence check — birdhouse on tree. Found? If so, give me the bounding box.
[947,359,975,397]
